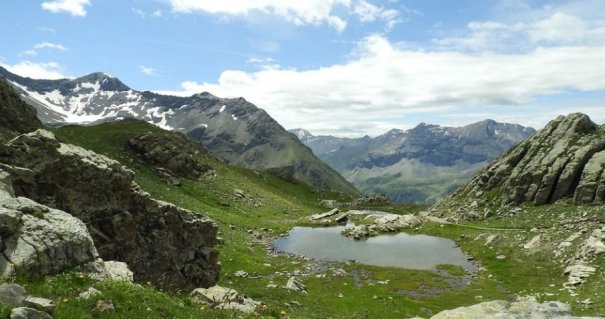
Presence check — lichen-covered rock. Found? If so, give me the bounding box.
[1,171,99,277]
[434,113,605,218]
[430,296,602,319]
[0,130,219,290]
[127,131,212,180]
[0,283,27,307]
[10,307,52,319]
[190,286,260,314]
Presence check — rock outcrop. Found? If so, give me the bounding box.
[428,296,603,319]
[434,113,605,216]
[0,130,219,290]
[127,131,212,179]
[1,169,99,276]
[0,77,42,139]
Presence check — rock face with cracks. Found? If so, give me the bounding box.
[0,129,219,290]
[434,113,605,217]
[0,169,98,277]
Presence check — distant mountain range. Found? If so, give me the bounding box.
[0,67,358,195]
[290,120,535,203]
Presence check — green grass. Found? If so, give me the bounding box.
[2,120,602,318]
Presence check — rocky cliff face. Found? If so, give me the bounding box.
[435,113,605,216]
[291,120,534,203]
[0,67,358,195]
[0,77,41,139]
[128,130,213,180]
[0,129,219,290]
[0,169,99,276]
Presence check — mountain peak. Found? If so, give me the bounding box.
[289,128,314,139]
[73,72,130,91]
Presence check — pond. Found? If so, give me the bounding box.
[273,225,476,272]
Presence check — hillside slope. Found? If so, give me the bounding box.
[0,67,358,195]
[291,120,534,203]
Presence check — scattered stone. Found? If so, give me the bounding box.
[310,209,340,221]
[77,287,103,300]
[190,285,260,314]
[233,189,246,199]
[430,296,601,319]
[23,296,55,313]
[0,283,27,307]
[484,234,499,246]
[564,264,596,288]
[523,235,542,251]
[285,277,308,294]
[95,300,115,313]
[334,213,349,224]
[234,270,248,278]
[496,255,506,260]
[320,200,337,208]
[101,261,134,282]
[10,307,52,319]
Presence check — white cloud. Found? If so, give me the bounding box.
[133,8,164,18]
[34,42,69,51]
[22,42,69,57]
[39,27,57,33]
[0,61,68,80]
[434,3,605,52]
[157,34,605,136]
[138,65,159,76]
[353,0,401,30]
[168,0,351,32]
[41,0,91,17]
[22,50,38,57]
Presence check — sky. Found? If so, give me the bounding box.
[1,0,605,137]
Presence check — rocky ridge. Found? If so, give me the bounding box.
[434,113,605,217]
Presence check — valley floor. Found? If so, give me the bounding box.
[2,122,603,318]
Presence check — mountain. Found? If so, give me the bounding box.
[290,120,535,203]
[435,113,605,218]
[0,67,358,195]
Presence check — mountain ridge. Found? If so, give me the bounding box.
[0,67,359,195]
[290,120,535,203]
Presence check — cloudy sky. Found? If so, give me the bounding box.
[1,0,605,136]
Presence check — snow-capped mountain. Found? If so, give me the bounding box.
[290,120,535,203]
[0,67,358,195]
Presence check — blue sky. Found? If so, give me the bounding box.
[1,0,605,136]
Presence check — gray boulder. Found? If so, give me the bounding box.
[430,296,603,319]
[23,297,55,313]
[0,283,27,307]
[0,130,219,290]
[10,307,52,319]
